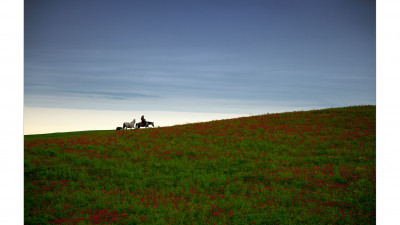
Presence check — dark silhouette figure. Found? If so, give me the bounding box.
[141,115,146,125]
[136,116,154,128]
[136,121,154,128]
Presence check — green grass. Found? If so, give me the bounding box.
[24,105,375,224]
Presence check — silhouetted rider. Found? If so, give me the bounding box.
[141,115,147,126]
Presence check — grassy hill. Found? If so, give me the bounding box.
[24,106,376,224]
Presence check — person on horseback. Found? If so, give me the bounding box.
[141,115,147,126]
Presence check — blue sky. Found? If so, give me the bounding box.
[25,0,375,114]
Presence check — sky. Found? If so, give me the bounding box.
[24,0,376,134]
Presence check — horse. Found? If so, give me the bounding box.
[136,121,154,129]
[123,119,136,130]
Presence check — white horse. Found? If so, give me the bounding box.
[123,119,136,130]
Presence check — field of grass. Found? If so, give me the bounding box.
[24,106,375,224]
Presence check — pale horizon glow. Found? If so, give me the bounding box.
[24,107,251,135]
[24,103,326,135]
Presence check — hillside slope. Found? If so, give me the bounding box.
[24,106,376,224]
